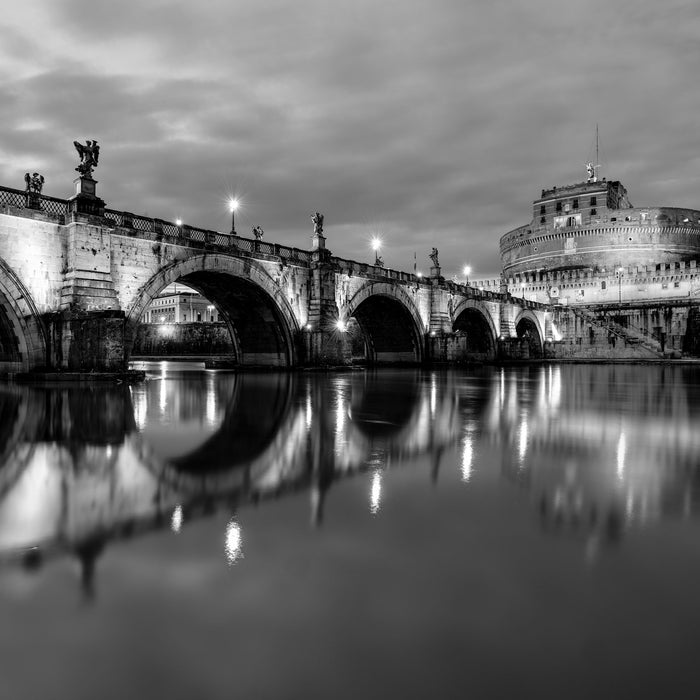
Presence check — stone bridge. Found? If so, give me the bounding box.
[0,182,550,372]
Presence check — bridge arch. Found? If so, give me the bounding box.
[515,310,544,359]
[126,255,300,367]
[451,298,498,360]
[341,282,425,364]
[0,259,47,372]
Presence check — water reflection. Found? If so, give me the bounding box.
[2,364,700,596]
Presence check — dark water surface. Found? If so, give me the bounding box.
[2,363,700,699]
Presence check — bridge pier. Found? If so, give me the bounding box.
[44,310,127,371]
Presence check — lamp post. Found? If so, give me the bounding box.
[463,265,471,287]
[617,267,624,304]
[371,237,383,267]
[229,198,239,235]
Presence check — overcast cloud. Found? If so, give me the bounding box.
[1,0,699,279]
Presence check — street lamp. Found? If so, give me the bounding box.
[371,237,383,267]
[617,267,624,304]
[463,265,471,286]
[228,198,239,235]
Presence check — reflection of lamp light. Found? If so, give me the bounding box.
[461,436,473,482]
[370,471,382,515]
[171,505,183,533]
[225,518,243,564]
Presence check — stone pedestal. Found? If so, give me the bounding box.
[25,191,42,210]
[69,176,105,217]
[430,265,442,279]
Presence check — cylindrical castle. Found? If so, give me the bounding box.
[500,177,700,276]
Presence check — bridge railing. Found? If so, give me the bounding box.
[104,209,312,264]
[0,184,70,223]
[331,256,421,284]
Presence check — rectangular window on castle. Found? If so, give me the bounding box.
[601,281,606,290]
[540,204,546,215]
[590,196,597,206]
[556,202,562,212]
[573,198,579,209]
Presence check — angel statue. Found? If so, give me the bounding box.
[74,139,100,177]
[586,161,595,182]
[429,247,440,268]
[252,225,264,240]
[311,211,324,236]
[24,172,44,194]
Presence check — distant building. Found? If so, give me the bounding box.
[143,291,219,324]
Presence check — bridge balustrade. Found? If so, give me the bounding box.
[0,184,69,223]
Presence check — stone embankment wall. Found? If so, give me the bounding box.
[131,323,233,357]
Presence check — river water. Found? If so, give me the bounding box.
[1,362,700,699]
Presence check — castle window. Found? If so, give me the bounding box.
[611,217,617,222]
[590,196,597,206]
[540,204,546,215]
[601,281,606,290]
[540,216,545,224]
[556,202,562,212]
[573,198,579,209]
[591,208,597,216]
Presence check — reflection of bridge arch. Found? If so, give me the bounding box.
[451,299,498,360]
[0,386,41,501]
[342,282,425,364]
[0,259,47,371]
[170,373,294,472]
[515,310,544,359]
[126,255,300,367]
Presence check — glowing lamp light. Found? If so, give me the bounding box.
[305,324,312,331]
[371,237,382,251]
[416,271,423,279]
[228,198,240,235]
[175,218,182,227]
[336,320,347,333]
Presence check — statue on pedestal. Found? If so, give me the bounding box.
[586,161,595,183]
[429,247,439,268]
[311,211,324,236]
[24,171,45,210]
[74,139,100,177]
[24,172,44,194]
[252,225,264,240]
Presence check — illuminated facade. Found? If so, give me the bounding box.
[143,291,219,324]
[500,176,700,278]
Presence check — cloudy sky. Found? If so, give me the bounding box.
[1,0,699,279]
